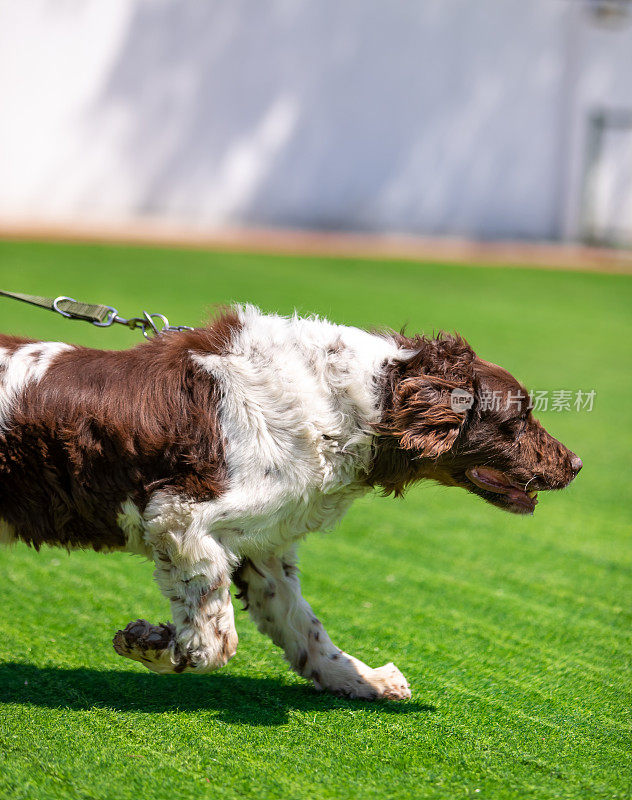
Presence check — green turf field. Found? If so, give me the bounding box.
[0,240,630,800]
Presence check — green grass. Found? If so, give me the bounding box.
[0,240,630,800]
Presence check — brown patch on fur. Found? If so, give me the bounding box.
[0,309,241,550]
[232,560,251,609]
[297,649,308,674]
[221,633,232,662]
[0,334,37,352]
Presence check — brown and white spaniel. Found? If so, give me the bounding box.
[0,305,581,699]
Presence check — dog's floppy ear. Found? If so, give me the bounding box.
[387,374,471,458]
[378,332,475,459]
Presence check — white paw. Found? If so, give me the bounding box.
[329,660,411,701]
[370,662,411,700]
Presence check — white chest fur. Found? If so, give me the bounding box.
[145,307,401,560]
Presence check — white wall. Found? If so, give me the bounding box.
[561,2,632,244]
[0,0,631,241]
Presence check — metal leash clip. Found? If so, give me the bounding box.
[52,296,193,338]
[116,311,194,339]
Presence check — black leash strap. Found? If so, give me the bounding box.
[0,290,192,339]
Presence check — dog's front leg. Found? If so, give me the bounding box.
[113,528,238,675]
[234,550,410,700]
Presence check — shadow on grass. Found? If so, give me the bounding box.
[0,662,435,726]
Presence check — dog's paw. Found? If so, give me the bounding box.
[369,662,411,700]
[113,619,184,674]
[330,661,411,701]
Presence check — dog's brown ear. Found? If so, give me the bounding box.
[378,331,476,459]
[385,375,470,458]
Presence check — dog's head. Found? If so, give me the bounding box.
[372,333,582,514]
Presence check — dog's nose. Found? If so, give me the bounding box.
[570,455,583,475]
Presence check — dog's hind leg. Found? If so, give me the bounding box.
[113,528,238,675]
[233,549,411,700]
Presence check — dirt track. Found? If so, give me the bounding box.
[0,220,630,275]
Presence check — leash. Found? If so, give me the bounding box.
[0,290,193,339]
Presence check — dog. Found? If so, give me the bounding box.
[0,304,581,700]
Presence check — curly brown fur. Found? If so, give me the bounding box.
[0,311,241,550]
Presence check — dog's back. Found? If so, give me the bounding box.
[0,326,233,550]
